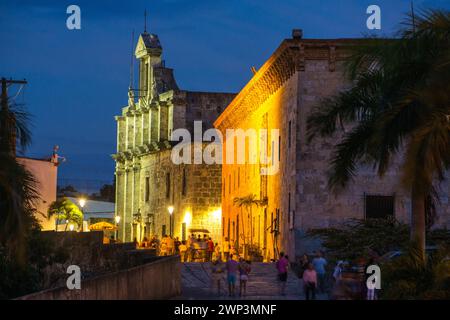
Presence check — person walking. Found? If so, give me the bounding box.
[213,242,221,261]
[207,237,214,262]
[179,240,187,262]
[238,258,251,297]
[188,234,196,262]
[312,251,327,293]
[333,260,344,283]
[160,235,168,256]
[210,257,225,296]
[223,237,230,261]
[276,252,289,296]
[174,237,181,254]
[302,263,317,300]
[225,254,239,297]
[166,236,174,255]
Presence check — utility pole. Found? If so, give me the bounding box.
[1,77,27,155]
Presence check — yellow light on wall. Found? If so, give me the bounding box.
[212,208,222,220]
[183,211,192,226]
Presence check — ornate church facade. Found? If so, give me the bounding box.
[113,31,235,243]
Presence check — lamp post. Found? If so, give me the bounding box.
[115,215,121,241]
[78,198,86,232]
[168,206,174,237]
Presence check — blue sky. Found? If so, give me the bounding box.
[1,0,449,189]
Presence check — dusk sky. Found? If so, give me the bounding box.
[1,0,449,190]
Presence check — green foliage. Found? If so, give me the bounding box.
[0,226,70,299]
[48,197,84,229]
[381,242,450,299]
[0,84,39,265]
[307,218,410,260]
[307,218,450,261]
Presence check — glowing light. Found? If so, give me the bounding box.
[68,224,75,231]
[115,215,121,224]
[168,206,174,215]
[183,211,192,226]
[78,198,86,208]
[212,208,222,219]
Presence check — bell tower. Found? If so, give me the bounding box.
[135,31,162,102]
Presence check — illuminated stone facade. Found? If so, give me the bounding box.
[215,33,450,261]
[113,31,235,243]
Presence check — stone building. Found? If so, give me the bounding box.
[113,31,235,243]
[214,30,450,261]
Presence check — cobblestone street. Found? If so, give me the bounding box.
[176,262,329,300]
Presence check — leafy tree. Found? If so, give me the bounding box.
[0,81,39,265]
[99,183,115,202]
[307,218,450,261]
[47,198,84,231]
[381,242,450,299]
[233,194,267,257]
[307,218,410,260]
[307,9,450,259]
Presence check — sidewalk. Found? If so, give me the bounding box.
[176,262,329,300]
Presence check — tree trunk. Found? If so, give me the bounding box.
[411,184,426,261]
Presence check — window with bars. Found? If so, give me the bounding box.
[166,172,171,199]
[145,177,150,202]
[365,194,395,219]
[181,168,187,196]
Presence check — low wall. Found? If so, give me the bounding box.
[18,256,181,300]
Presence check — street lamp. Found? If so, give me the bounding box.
[168,206,174,237]
[114,215,121,241]
[78,198,86,232]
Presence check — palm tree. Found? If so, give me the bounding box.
[47,198,84,231]
[233,194,266,252]
[0,80,38,264]
[306,9,450,260]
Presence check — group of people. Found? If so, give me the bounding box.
[210,254,252,297]
[297,251,328,300]
[274,251,329,300]
[144,233,219,261]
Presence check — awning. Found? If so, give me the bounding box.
[188,228,210,233]
[89,221,117,231]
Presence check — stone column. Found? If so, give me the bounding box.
[134,165,141,241]
[168,103,174,140]
[115,116,124,152]
[147,109,152,144]
[159,102,169,141]
[132,113,137,149]
[140,109,145,146]
[150,105,160,142]
[126,165,135,241]
[125,116,129,150]
[123,167,129,240]
[115,167,124,240]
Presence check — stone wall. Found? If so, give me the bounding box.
[17,256,181,300]
[215,36,450,260]
[36,231,158,289]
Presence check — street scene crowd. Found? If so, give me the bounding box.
[139,234,380,300]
